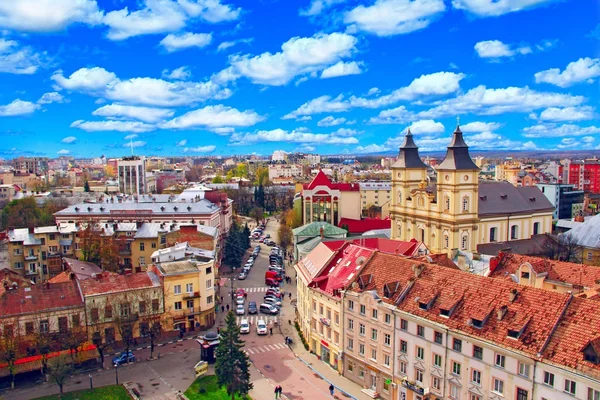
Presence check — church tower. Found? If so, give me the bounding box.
[435,121,480,253]
[390,129,428,241]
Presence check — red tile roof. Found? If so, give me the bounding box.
[0,281,83,317]
[490,253,600,290]
[323,237,424,257]
[78,272,158,296]
[338,218,391,234]
[48,271,71,283]
[303,170,360,191]
[352,252,571,357]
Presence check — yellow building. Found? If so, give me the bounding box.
[359,182,391,218]
[495,160,522,184]
[390,126,554,254]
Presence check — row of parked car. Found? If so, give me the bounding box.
[239,318,268,335]
[234,286,282,316]
[238,244,261,280]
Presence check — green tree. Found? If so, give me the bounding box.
[223,222,244,271]
[215,311,253,400]
[84,180,90,192]
[1,326,18,389]
[278,223,293,252]
[212,175,224,183]
[47,355,72,397]
[243,224,251,249]
[249,207,263,224]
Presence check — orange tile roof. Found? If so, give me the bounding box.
[0,281,83,317]
[352,252,571,357]
[48,271,71,283]
[78,272,159,296]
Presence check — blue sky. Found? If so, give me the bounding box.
[0,0,599,158]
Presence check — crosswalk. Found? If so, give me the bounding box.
[237,315,278,325]
[244,343,288,355]
[239,287,271,293]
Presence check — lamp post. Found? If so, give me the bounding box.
[114,363,119,385]
[230,276,236,311]
[89,374,93,390]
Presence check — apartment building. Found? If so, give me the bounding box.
[360,182,392,218]
[0,184,16,202]
[12,157,49,175]
[536,183,584,220]
[268,164,302,183]
[301,170,361,225]
[117,156,147,195]
[565,158,600,194]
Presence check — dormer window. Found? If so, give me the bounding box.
[472,319,484,329]
[507,329,521,339]
[440,308,451,317]
[582,339,600,365]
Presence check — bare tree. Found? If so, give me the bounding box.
[47,355,72,397]
[542,234,583,263]
[112,296,138,363]
[60,324,88,363]
[0,321,19,389]
[91,330,113,369]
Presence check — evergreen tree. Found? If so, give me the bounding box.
[223,221,243,271]
[255,184,265,209]
[215,311,253,400]
[243,224,251,249]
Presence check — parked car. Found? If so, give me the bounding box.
[113,351,135,366]
[236,304,245,315]
[238,271,247,280]
[265,291,282,298]
[266,288,280,296]
[236,296,245,305]
[256,319,268,335]
[248,301,258,314]
[263,297,282,307]
[236,288,246,296]
[265,234,271,238]
[240,318,250,334]
[259,303,279,315]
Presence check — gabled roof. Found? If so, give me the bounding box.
[303,170,360,192]
[292,221,348,238]
[478,181,554,217]
[0,281,83,317]
[295,242,337,284]
[79,271,160,296]
[338,218,391,234]
[322,237,425,257]
[566,213,600,249]
[63,258,103,281]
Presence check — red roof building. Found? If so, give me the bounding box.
[301,171,361,226]
[323,237,428,257]
[337,217,391,234]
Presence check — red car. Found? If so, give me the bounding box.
[236,288,246,296]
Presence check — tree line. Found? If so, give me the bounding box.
[1,197,69,230]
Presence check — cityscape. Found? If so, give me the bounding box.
[0,1,599,400]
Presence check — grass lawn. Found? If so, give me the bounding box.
[185,375,252,400]
[32,385,130,400]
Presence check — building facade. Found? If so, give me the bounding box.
[565,158,600,194]
[360,182,392,218]
[301,171,361,225]
[536,183,584,220]
[117,156,147,195]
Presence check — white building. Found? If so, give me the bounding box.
[271,150,288,162]
[268,164,302,182]
[117,156,147,195]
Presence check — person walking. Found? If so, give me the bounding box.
[274,386,279,399]
[329,383,334,396]
[226,304,230,312]
[289,292,292,300]
[221,305,225,313]
[277,386,283,398]
[270,327,273,336]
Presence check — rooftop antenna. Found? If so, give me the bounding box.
[130,137,134,156]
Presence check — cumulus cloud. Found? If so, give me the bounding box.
[227,32,357,86]
[93,104,174,123]
[321,61,363,79]
[408,119,445,134]
[317,116,347,127]
[217,38,253,52]
[160,105,265,130]
[474,40,531,59]
[71,120,155,133]
[57,149,71,155]
[182,145,216,153]
[355,144,391,153]
[459,121,503,132]
[452,0,554,17]
[177,0,241,23]
[368,105,414,124]
[0,38,47,74]
[52,67,231,107]
[535,106,596,122]
[534,57,600,88]
[0,0,103,32]
[176,139,187,146]
[0,99,40,117]
[123,140,146,148]
[284,71,464,119]
[522,123,600,138]
[300,0,346,16]
[162,66,192,80]
[230,129,359,145]
[61,136,77,144]
[38,92,65,104]
[159,32,212,52]
[344,0,445,37]
[124,134,139,140]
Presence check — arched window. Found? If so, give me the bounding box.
[533,222,540,235]
[489,227,498,242]
[462,196,469,212]
[510,225,519,240]
[461,234,468,250]
[418,196,425,208]
[419,227,425,242]
[444,195,450,211]
[444,234,449,249]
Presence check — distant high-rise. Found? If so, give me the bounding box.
[117,156,147,195]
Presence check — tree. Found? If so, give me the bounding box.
[47,355,72,397]
[0,323,18,389]
[254,185,265,209]
[78,221,102,264]
[215,311,253,400]
[84,180,90,192]
[92,330,112,369]
[249,207,263,224]
[243,224,251,249]
[140,318,162,360]
[113,306,137,364]
[33,324,53,376]
[61,324,88,363]
[212,175,224,184]
[542,234,582,263]
[278,223,293,252]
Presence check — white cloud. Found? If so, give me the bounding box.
[228,32,357,86]
[217,37,253,52]
[300,0,346,16]
[182,145,216,153]
[523,124,600,138]
[284,71,464,118]
[123,140,147,148]
[536,106,596,122]
[176,139,188,146]
[408,119,445,134]
[320,61,362,79]
[160,32,212,52]
[332,128,359,137]
[161,105,265,129]
[0,99,40,117]
[459,121,503,132]
[124,134,139,140]
[317,116,347,126]
[71,120,155,133]
[418,85,585,118]
[367,87,380,96]
[213,127,235,134]
[57,149,71,155]
[162,66,192,80]
[177,0,241,23]
[0,38,46,74]
[522,141,537,150]
[582,136,595,143]
[344,0,445,37]
[93,104,174,123]
[0,0,103,32]
[466,131,500,141]
[230,129,359,145]
[534,57,600,88]
[452,0,554,17]
[355,144,391,153]
[61,136,77,144]
[38,92,65,104]
[368,105,414,124]
[474,40,531,59]
[52,67,230,106]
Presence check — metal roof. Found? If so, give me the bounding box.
[566,213,600,248]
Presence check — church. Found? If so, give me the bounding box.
[390,123,555,254]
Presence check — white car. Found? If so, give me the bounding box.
[239,318,250,334]
[236,296,245,305]
[236,304,245,315]
[256,319,268,335]
[263,297,282,307]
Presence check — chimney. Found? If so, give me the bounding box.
[509,288,518,303]
[412,263,425,278]
[497,305,508,320]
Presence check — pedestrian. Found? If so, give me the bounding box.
[220,296,223,303]
[274,386,278,399]
[329,383,334,396]
[179,329,184,339]
[226,304,230,311]
[289,292,292,300]
[221,305,225,313]
[270,327,273,336]
[217,327,220,334]
[277,386,283,398]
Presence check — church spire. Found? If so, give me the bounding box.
[437,118,479,171]
[392,128,428,169]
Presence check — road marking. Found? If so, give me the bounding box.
[245,343,287,355]
[237,316,278,325]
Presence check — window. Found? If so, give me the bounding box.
[400,340,407,353]
[383,378,390,392]
[120,303,130,317]
[206,266,212,274]
[139,301,146,314]
[72,314,80,326]
[518,362,530,378]
[174,301,182,310]
[493,378,504,395]
[444,196,450,211]
[186,283,193,293]
[91,308,99,322]
[384,333,391,346]
[399,361,407,375]
[358,367,365,378]
[152,299,160,312]
[432,376,441,391]
[359,323,365,336]
[151,242,157,249]
[139,256,145,265]
[384,313,391,324]
[348,319,354,330]
[453,338,462,352]
[543,371,555,387]
[452,361,461,376]
[495,353,505,368]
[588,388,600,400]
[489,227,497,242]
[39,320,49,333]
[14,262,22,269]
[473,345,483,360]
[206,279,212,289]
[517,388,528,400]
[370,348,377,361]
[313,301,317,311]
[416,346,424,360]
[434,331,443,344]
[358,343,365,356]
[415,368,424,384]
[347,361,354,373]
[565,379,576,395]
[174,285,182,295]
[372,309,378,320]
[433,353,442,367]
[461,234,468,250]
[348,300,354,310]
[400,319,407,331]
[511,225,519,240]
[417,325,425,337]
[462,196,469,212]
[444,234,449,249]
[206,295,213,304]
[450,384,460,399]
[187,299,194,309]
[588,252,594,261]
[472,369,481,385]
[347,338,354,350]
[25,322,34,335]
[28,263,37,273]
[383,354,390,367]
[49,234,56,241]
[139,242,145,251]
[319,305,324,315]
[533,222,540,235]
[360,304,366,315]
[371,328,378,340]
[58,317,68,333]
[13,248,22,255]
[335,312,339,325]
[104,305,113,319]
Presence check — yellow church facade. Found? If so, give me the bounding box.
[390,125,554,254]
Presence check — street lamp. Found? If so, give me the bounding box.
[89,374,93,390]
[114,363,119,385]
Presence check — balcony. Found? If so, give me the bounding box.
[24,254,38,261]
[183,291,201,300]
[119,248,132,255]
